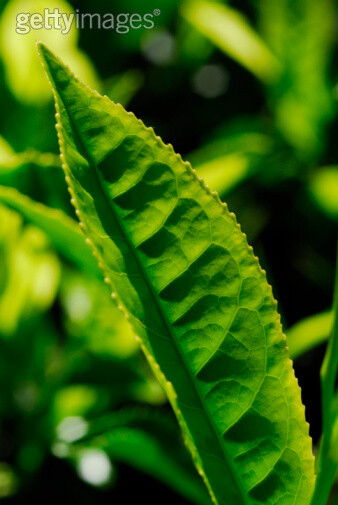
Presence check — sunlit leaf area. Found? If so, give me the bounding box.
[0,1,337,504]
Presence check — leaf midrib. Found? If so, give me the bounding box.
[58,94,249,505]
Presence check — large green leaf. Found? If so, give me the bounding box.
[38,43,315,505]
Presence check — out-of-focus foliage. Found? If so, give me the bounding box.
[0,136,60,172]
[0,185,100,274]
[287,311,333,360]
[189,123,273,197]
[0,205,60,336]
[258,0,335,158]
[308,167,338,220]
[64,407,211,505]
[60,270,139,360]
[104,69,144,107]
[0,0,337,502]
[181,0,280,83]
[0,0,99,104]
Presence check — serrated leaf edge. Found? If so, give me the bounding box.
[37,42,314,505]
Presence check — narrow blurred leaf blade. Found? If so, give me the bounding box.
[103,69,143,107]
[181,0,280,83]
[90,428,210,505]
[287,311,333,359]
[258,0,335,156]
[311,249,338,504]
[0,186,100,275]
[0,205,60,336]
[195,153,249,196]
[70,407,211,505]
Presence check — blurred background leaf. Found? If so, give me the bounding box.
[0,0,99,105]
[258,0,336,159]
[308,166,338,220]
[287,310,333,359]
[181,0,281,84]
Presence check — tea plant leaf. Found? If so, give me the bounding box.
[287,310,333,359]
[39,43,315,505]
[0,186,100,275]
[181,0,281,84]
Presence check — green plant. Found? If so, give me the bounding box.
[34,42,338,505]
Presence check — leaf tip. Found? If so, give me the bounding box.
[36,41,54,71]
[36,42,73,94]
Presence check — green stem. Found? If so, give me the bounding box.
[311,242,338,505]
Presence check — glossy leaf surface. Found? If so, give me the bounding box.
[39,43,315,505]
